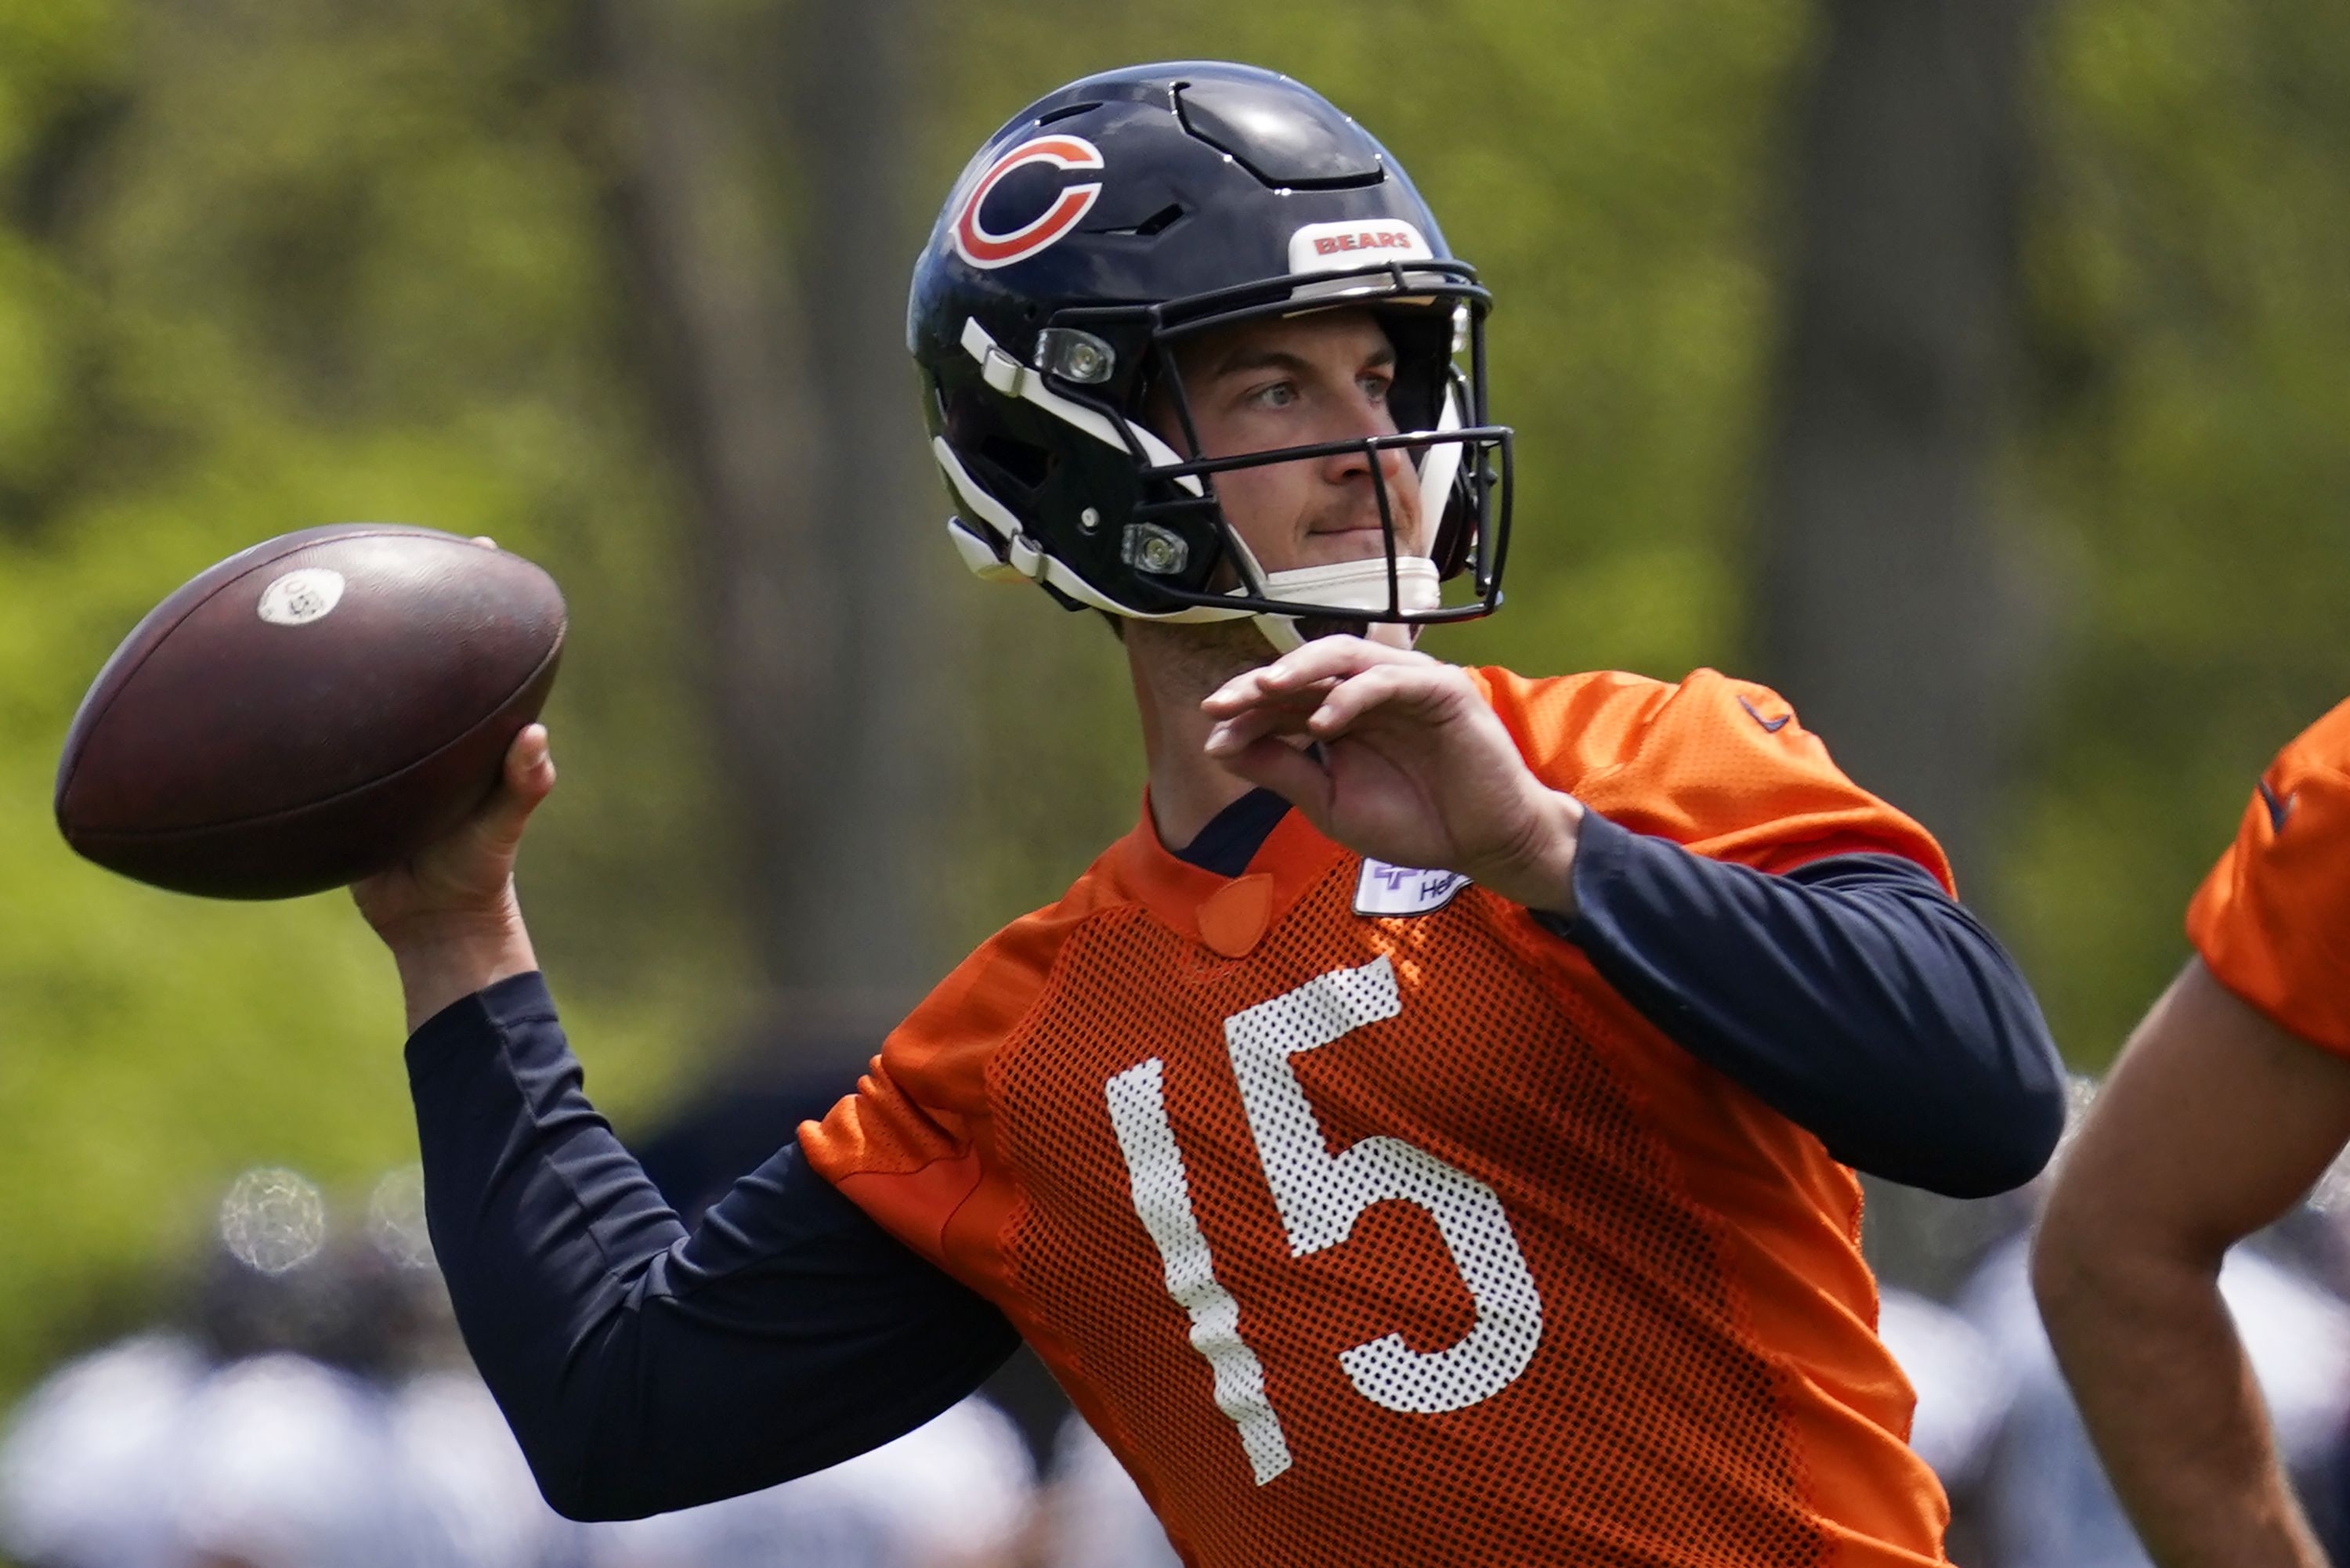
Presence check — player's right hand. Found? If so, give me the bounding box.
[352,724,555,1028]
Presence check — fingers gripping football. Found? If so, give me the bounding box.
[1203,638,1583,913]
[350,722,556,1032]
[351,724,555,947]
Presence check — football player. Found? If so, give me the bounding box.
[359,63,2066,1566]
[2035,700,2350,1568]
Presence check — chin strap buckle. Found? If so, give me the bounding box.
[980,345,1027,397]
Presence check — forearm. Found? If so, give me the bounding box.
[2034,1234,2326,1568]
[407,974,1021,1518]
[1542,811,2066,1195]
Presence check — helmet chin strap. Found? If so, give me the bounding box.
[1227,542,1444,653]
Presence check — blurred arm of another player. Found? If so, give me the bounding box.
[2034,963,2350,1568]
[352,727,1021,1521]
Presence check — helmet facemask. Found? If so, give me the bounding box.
[933,255,1513,652]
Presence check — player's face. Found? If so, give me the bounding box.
[1166,309,1427,576]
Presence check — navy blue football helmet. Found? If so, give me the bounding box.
[909,62,1512,649]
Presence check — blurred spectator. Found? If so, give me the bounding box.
[392,1371,580,1568]
[0,1331,201,1568]
[1875,1285,2015,1494]
[580,1395,1036,1568]
[1032,1415,1180,1568]
[27,1154,2350,1568]
[2,1163,1046,1568]
[0,1339,537,1568]
[162,1351,453,1568]
[1958,1232,2350,1568]
[0,1168,573,1568]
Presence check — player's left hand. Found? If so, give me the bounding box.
[1202,637,1583,914]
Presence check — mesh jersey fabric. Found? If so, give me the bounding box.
[2187,696,2350,1057]
[803,667,1954,1568]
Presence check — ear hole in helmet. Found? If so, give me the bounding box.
[978,434,1055,497]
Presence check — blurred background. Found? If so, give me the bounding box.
[0,0,2345,1563]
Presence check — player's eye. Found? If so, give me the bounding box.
[1246,381,1300,410]
[1358,370,1394,403]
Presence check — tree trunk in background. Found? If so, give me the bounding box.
[768,0,942,1016]
[1756,0,2049,1292]
[1755,0,2044,892]
[585,0,942,1048]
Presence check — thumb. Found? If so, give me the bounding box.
[475,724,556,856]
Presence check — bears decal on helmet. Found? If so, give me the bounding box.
[951,135,1108,270]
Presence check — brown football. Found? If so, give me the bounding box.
[56,523,566,899]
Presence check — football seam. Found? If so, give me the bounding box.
[56,525,468,811]
[64,623,566,844]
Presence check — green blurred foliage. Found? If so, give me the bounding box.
[2008,0,2350,1064]
[0,0,747,1402]
[0,0,2342,1414]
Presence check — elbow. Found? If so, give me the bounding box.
[479,1368,699,1523]
[452,1351,653,1522]
[1943,977,2073,1197]
[1920,1147,2049,1203]
[1876,1073,2061,1198]
[1946,959,2072,1197]
[2029,1202,2103,1350]
[512,1389,844,1523]
[2029,1176,2173,1367]
[1878,1028,2069,1200]
[1877,894,2071,1197]
[1961,1051,2070,1198]
[2031,1143,2229,1361]
[506,1418,638,1523]
[530,1467,618,1526]
[526,1442,691,1524]
[1907,1139,2051,1201]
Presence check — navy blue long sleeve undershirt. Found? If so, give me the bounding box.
[1543,808,2064,1198]
[406,982,1021,1519]
[408,791,2062,1518]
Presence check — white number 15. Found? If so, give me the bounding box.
[1102,956,1545,1486]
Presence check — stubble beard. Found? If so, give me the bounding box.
[1129,610,1383,699]
[1129,615,1278,703]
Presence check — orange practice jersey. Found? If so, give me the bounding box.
[804,667,1955,1567]
[2188,697,2350,1055]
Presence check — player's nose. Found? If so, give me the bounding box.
[1317,393,1408,486]
[1318,440,1417,514]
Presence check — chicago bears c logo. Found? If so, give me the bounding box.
[952,135,1104,270]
